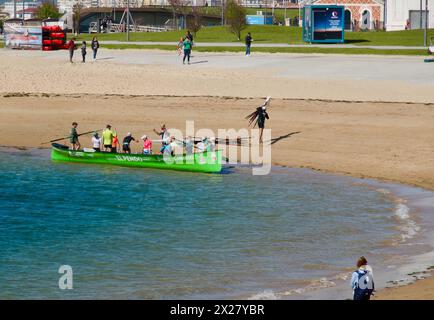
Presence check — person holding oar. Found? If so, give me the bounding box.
[245,96,271,144]
[41,126,102,148]
[69,122,80,150]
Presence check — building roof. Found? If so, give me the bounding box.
[16,8,38,14]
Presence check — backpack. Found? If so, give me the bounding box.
[353,269,374,300]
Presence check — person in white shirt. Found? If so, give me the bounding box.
[196,137,206,153]
[92,132,102,151]
[350,256,375,300]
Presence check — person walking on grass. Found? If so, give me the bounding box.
[350,256,375,300]
[245,32,253,57]
[81,41,87,63]
[68,37,76,63]
[69,122,80,150]
[91,36,100,61]
[182,37,192,65]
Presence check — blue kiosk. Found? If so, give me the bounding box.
[302,5,345,43]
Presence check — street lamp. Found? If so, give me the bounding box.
[126,0,130,41]
[424,0,428,47]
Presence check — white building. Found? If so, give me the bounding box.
[3,1,41,19]
[57,0,93,14]
[385,0,433,30]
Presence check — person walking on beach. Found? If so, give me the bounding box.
[245,32,253,56]
[69,122,80,150]
[68,37,76,63]
[92,132,102,151]
[350,256,375,300]
[81,41,87,63]
[245,96,271,144]
[182,38,192,65]
[102,124,114,152]
[91,36,100,61]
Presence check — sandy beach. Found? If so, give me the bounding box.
[0,48,433,299]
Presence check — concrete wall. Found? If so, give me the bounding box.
[385,0,434,31]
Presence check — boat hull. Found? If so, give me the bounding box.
[51,144,222,173]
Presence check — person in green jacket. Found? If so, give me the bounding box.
[182,38,192,65]
[69,122,80,150]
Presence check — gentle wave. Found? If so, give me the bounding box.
[247,271,352,300]
[394,201,420,241]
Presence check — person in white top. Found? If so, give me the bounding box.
[92,132,102,151]
[196,137,206,153]
[350,256,375,300]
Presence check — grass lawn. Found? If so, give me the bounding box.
[72,26,434,47]
[103,44,428,56]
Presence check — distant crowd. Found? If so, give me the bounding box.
[65,29,256,64]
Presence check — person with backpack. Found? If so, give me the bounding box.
[350,256,375,300]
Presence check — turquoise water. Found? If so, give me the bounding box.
[0,148,404,299]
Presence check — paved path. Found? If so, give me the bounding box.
[100,41,427,50]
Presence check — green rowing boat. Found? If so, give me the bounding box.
[51,143,222,173]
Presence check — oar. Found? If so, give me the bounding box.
[41,129,102,145]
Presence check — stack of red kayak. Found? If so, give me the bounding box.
[42,25,67,51]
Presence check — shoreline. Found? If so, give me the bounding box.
[3,91,434,106]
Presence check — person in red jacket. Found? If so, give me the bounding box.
[68,38,76,63]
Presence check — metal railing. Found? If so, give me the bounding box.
[88,21,170,33]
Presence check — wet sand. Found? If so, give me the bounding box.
[0,48,434,299]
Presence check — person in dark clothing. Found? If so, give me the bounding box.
[245,96,271,143]
[68,38,76,63]
[69,122,80,150]
[186,30,194,52]
[245,32,253,56]
[81,41,87,63]
[91,36,100,61]
[122,132,137,154]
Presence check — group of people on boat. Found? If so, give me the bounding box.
[69,123,215,156]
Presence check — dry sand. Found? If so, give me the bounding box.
[0,49,433,299]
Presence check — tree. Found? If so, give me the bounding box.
[187,6,203,37]
[36,3,61,20]
[167,0,190,30]
[72,1,83,35]
[224,0,247,40]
